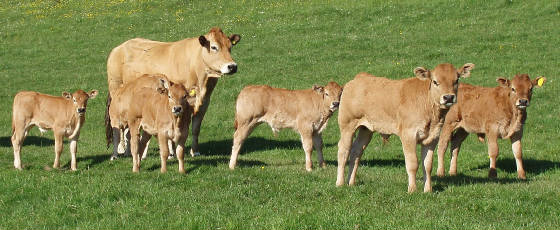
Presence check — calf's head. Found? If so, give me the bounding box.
[313,81,343,112]
[199,27,241,75]
[497,74,546,109]
[414,63,475,109]
[157,78,197,117]
[63,89,99,116]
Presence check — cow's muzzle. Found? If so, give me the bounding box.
[516,99,529,109]
[440,94,456,108]
[172,106,183,116]
[330,101,340,111]
[220,63,238,75]
[77,108,86,114]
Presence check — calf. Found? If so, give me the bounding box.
[336,63,474,192]
[11,89,98,170]
[229,82,343,171]
[436,74,546,179]
[108,75,197,173]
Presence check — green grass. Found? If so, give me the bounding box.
[1,0,560,229]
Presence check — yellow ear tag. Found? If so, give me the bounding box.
[189,89,196,97]
[232,40,237,45]
[537,78,544,87]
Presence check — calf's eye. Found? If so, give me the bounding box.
[432,80,439,86]
[511,88,516,93]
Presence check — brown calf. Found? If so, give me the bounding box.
[336,63,474,192]
[229,82,343,171]
[436,74,546,179]
[108,75,197,173]
[12,89,98,170]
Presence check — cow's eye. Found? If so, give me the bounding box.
[433,80,439,86]
[511,88,516,93]
[325,93,329,96]
[210,46,218,51]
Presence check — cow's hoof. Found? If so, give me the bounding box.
[190,149,200,157]
[488,168,497,178]
[167,153,176,160]
[110,155,119,161]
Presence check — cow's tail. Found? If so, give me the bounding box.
[105,93,113,148]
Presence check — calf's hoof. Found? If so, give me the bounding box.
[110,155,119,161]
[518,172,527,180]
[488,168,497,178]
[190,149,200,157]
[319,162,327,168]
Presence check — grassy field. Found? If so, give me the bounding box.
[1,0,559,229]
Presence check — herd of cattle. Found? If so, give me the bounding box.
[10,27,546,192]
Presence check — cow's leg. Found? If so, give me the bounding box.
[167,140,176,160]
[347,127,373,186]
[128,122,141,173]
[487,131,499,178]
[69,136,79,171]
[421,143,436,193]
[110,128,121,160]
[53,131,64,169]
[229,121,259,170]
[158,135,169,173]
[449,128,469,176]
[312,133,326,168]
[139,133,152,160]
[436,123,455,177]
[401,134,418,193]
[176,142,186,174]
[117,128,128,154]
[510,131,526,179]
[336,125,356,187]
[11,123,29,170]
[190,78,217,157]
[299,129,314,172]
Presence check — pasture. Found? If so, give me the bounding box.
[1,0,559,229]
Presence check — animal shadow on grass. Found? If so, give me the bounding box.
[0,135,66,147]
[144,158,266,173]
[474,158,560,176]
[73,153,110,169]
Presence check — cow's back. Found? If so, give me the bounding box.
[13,91,69,127]
[339,73,410,134]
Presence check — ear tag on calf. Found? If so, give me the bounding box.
[232,40,237,45]
[189,89,197,96]
[537,78,544,87]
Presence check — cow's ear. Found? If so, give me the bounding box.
[458,63,475,78]
[414,67,430,80]
[199,35,210,49]
[496,77,510,87]
[229,34,241,46]
[159,78,170,89]
[312,85,324,94]
[186,87,198,106]
[532,76,546,88]
[88,90,99,99]
[62,92,72,100]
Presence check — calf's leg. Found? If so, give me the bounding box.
[421,143,436,192]
[69,137,79,171]
[299,129,314,172]
[312,133,326,168]
[487,131,499,178]
[11,124,28,170]
[53,131,64,169]
[449,128,469,176]
[401,133,418,193]
[229,121,258,170]
[128,122,141,172]
[436,123,455,177]
[347,127,373,185]
[139,133,152,160]
[510,132,526,179]
[158,135,170,173]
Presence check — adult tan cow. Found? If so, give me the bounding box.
[12,89,98,170]
[108,75,198,173]
[336,63,474,193]
[106,27,241,157]
[229,82,343,171]
[436,74,546,179]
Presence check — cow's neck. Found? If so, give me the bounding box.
[422,99,449,145]
[504,98,526,139]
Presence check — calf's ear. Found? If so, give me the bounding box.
[230,34,241,46]
[199,35,210,49]
[496,77,510,87]
[414,67,430,80]
[458,63,475,78]
[62,92,72,100]
[532,76,546,88]
[312,85,324,94]
[88,90,99,99]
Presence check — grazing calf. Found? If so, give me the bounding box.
[337,63,475,193]
[12,89,98,170]
[436,74,546,179]
[108,76,197,173]
[229,82,343,171]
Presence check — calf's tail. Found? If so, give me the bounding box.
[105,93,113,148]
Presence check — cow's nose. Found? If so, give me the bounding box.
[518,99,528,106]
[77,108,86,113]
[332,102,340,107]
[443,95,455,103]
[172,106,182,113]
[227,64,237,74]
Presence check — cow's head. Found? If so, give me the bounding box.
[157,78,195,117]
[415,63,475,109]
[497,74,546,110]
[63,89,98,116]
[313,81,343,112]
[199,27,241,76]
